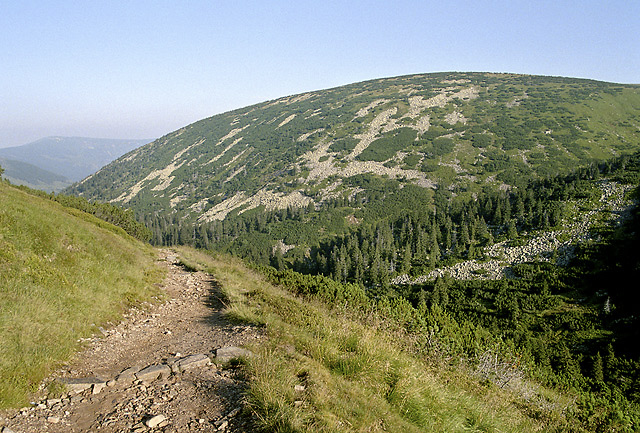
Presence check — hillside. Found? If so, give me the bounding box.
[2,163,640,431]
[67,73,640,268]
[61,72,640,431]
[70,73,640,220]
[0,157,71,192]
[0,136,151,183]
[0,181,162,408]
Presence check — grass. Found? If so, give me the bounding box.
[173,246,572,432]
[0,183,163,408]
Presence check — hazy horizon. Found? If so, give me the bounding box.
[2,1,638,148]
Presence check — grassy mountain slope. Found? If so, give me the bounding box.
[0,157,72,192]
[69,73,640,221]
[0,181,162,408]
[174,246,594,432]
[0,136,151,182]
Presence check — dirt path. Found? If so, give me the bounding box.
[0,249,263,433]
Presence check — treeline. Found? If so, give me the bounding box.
[293,154,634,286]
[142,151,639,287]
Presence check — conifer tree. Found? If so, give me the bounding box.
[592,352,604,384]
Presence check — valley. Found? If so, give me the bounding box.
[1,72,640,432]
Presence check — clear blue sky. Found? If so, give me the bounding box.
[1,0,638,148]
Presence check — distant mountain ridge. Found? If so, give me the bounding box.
[0,136,152,184]
[0,157,71,192]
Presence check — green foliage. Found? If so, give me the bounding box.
[328,137,358,153]
[431,137,455,156]
[185,247,567,432]
[357,127,418,162]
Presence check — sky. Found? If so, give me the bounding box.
[1,0,638,148]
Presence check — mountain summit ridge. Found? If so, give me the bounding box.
[68,72,640,222]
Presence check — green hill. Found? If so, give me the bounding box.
[69,73,640,217]
[0,180,162,408]
[66,73,640,264]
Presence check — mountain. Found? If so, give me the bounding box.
[0,157,72,192]
[0,136,152,183]
[70,72,640,221]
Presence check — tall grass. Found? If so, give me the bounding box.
[0,183,163,408]
[173,246,571,432]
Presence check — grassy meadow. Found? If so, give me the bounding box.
[0,182,163,408]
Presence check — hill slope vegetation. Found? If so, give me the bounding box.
[0,181,162,408]
[70,72,640,221]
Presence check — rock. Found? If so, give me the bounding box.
[92,382,106,394]
[174,354,211,372]
[217,420,228,430]
[58,377,106,394]
[215,347,253,363]
[226,407,241,418]
[116,366,140,385]
[294,384,305,392]
[145,414,167,428]
[132,422,147,432]
[47,416,60,423]
[135,364,171,383]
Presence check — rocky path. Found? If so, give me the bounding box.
[0,250,263,433]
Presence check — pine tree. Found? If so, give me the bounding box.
[507,219,518,239]
[592,352,604,384]
[400,246,412,274]
[429,231,440,269]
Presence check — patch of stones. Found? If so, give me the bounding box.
[393,179,638,285]
[1,347,253,433]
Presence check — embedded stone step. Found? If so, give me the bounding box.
[172,353,211,373]
[115,366,141,385]
[57,377,106,394]
[135,364,171,383]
